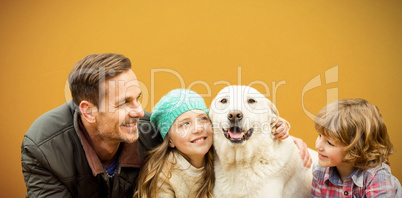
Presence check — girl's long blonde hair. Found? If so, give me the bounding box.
[133,133,215,198]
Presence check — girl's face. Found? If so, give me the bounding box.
[168,110,213,166]
[315,134,347,168]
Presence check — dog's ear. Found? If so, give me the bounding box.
[266,99,279,129]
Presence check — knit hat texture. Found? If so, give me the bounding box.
[150,89,208,140]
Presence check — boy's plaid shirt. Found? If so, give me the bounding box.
[311,162,401,198]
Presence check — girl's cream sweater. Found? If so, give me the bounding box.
[157,152,205,198]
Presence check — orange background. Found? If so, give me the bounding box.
[1,1,401,196]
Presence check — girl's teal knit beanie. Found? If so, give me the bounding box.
[150,89,208,140]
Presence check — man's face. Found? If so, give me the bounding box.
[95,69,144,144]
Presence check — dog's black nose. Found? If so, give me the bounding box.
[228,110,243,122]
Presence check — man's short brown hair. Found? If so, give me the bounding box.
[68,53,132,108]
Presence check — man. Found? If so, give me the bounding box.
[22,53,162,198]
[21,53,308,197]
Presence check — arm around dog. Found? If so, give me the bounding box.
[272,118,312,168]
[272,117,290,140]
[291,136,312,168]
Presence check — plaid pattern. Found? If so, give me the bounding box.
[311,162,402,198]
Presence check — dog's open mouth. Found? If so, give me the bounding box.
[222,126,254,144]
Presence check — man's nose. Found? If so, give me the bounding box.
[128,105,144,118]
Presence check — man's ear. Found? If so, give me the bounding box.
[79,100,97,124]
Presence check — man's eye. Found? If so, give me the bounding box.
[118,102,127,107]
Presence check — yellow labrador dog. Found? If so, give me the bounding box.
[209,85,317,198]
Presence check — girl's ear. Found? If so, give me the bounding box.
[168,139,176,148]
[79,100,97,124]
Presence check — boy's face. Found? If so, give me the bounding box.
[168,110,213,165]
[315,134,347,167]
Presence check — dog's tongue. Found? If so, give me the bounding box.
[228,131,244,139]
[228,127,244,139]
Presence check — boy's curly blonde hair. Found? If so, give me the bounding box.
[314,98,394,169]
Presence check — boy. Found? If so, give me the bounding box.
[312,98,401,197]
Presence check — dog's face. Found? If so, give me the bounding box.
[210,86,279,147]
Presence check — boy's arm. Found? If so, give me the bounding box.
[273,118,312,168]
[291,136,312,168]
[311,170,323,197]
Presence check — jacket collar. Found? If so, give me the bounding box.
[73,110,143,176]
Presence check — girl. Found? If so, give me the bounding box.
[312,98,401,197]
[134,89,214,198]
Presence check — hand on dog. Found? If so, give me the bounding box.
[291,136,312,168]
[272,117,289,140]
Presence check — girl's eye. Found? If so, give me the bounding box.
[200,116,208,121]
[327,141,334,146]
[181,122,190,127]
